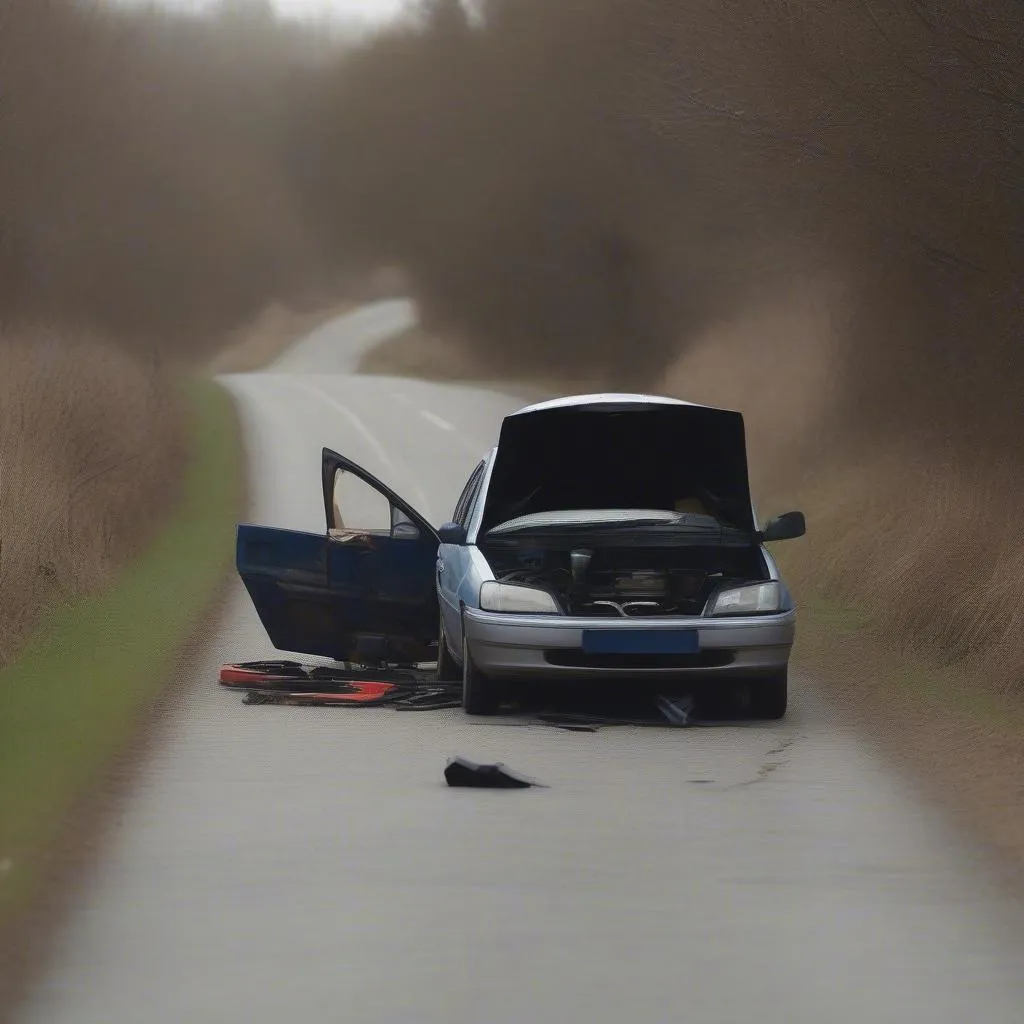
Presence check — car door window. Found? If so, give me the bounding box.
[331,468,391,535]
[452,461,485,527]
[331,468,420,541]
[322,447,438,544]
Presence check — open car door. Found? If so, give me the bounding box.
[237,448,439,664]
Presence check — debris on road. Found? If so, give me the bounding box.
[444,756,546,789]
[219,660,425,690]
[538,720,601,732]
[241,686,403,707]
[393,689,463,711]
[220,660,748,726]
[220,660,433,707]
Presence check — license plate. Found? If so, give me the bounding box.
[581,629,700,655]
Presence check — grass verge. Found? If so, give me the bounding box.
[0,377,243,929]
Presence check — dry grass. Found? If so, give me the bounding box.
[0,0,350,654]
[659,277,1024,695]
[782,453,1024,685]
[0,0,344,352]
[0,332,184,667]
[315,0,1022,424]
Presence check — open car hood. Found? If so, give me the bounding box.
[479,394,757,534]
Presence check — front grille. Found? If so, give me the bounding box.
[579,600,670,618]
[544,650,735,670]
[582,569,710,617]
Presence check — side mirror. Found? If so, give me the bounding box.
[438,521,468,545]
[760,510,806,542]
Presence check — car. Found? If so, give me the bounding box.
[236,393,806,718]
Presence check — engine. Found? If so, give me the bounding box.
[487,544,753,617]
[564,549,712,616]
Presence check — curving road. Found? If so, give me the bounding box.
[15,301,1024,1023]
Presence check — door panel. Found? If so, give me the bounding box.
[238,447,442,663]
[437,546,465,660]
[438,459,486,662]
[238,524,439,662]
[326,528,439,658]
[237,525,338,659]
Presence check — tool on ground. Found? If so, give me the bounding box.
[240,681,409,707]
[221,661,732,727]
[220,660,446,707]
[393,689,463,711]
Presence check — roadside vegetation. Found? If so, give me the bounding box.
[0,380,242,939]
[0,0,352,954]
[0,0,350,667]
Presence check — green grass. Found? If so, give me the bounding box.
[0,378,244,923]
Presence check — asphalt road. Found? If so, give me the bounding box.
[15,301,1024,1023]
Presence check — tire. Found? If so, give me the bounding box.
[748,669,788,720]
[461,632,500,715]
[437,613,461,682]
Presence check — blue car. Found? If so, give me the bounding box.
[237,393,806,717]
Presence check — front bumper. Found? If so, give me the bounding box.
[462,607,795,680]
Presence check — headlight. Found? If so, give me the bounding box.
[707,581,782,616]
[479,581,561,614]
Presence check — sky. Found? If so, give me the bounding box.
[120,0,412,24]
[245,0,409,18]
[271,0,407,17]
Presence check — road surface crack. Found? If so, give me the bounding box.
[726,735,799,789]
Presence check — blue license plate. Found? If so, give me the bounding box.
[581,629,700,655]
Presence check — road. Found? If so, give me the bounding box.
[15,300,1024,1023]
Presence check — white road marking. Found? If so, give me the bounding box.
[420,409,454,432]
[283,376,399,475]
[280,375,435,521]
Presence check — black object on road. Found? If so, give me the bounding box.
[540,720,600,732]
[393,688,463,711]
[444,756,545,789]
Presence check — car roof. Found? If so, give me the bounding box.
[508,392,732,417]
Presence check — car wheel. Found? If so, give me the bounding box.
[748,669,788,720]
[437,613,460,682]
[461,633,500,715]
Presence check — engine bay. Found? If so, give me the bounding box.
[482,540,768,617]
